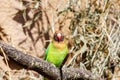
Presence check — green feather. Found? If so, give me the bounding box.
[45,42,68,67]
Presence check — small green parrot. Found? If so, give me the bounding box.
[45,31,68,67]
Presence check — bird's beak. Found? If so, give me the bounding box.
[57,36,61,42]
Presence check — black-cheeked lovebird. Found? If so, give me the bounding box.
[45,31,68,67]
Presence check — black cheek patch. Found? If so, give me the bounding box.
[54,34,58,41]
[60,35,64,42]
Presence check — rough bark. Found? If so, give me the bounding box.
[0,41,102,80]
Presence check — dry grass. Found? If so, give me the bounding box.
[58,0,120,79]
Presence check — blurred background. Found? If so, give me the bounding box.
[0,0,120,80]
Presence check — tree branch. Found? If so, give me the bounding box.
[0,41,102,80]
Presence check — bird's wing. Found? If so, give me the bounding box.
[44,43,50,60]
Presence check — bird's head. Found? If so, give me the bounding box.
[53,31,64,42]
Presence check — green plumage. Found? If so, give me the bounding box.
[45,41,68,67]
